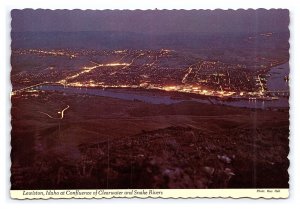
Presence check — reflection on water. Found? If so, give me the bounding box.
[36,84,288,109]
[35,63,289,109]
[37,85,210,105]
[216,98,289,109]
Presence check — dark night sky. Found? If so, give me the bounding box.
[11,9,289,34]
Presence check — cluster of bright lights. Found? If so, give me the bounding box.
[28,49,77,58]
[161,85,235,97]
[60,62,131,83]
[104,63,130,67]
[114,50,127,54]
[160,49,174,54]
[63,80,238,98]
[260,32,273,37]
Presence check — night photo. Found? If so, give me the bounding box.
[10,9,289,190]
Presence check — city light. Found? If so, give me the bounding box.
[11,48,288,101]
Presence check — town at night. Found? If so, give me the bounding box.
[11,9,289,190]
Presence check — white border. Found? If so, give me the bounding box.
[1,0,300,208]
[10,189,289,199]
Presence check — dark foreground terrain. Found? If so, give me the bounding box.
[11,91,289,189]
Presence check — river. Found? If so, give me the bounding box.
[34,62,289,109]
[266,62,289,91]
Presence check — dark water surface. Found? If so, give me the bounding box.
[35,63,289,109]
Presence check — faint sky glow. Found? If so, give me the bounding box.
[11,9,289,34]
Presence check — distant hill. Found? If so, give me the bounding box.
[11,31,289,52]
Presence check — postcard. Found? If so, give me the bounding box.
[10,9,289,199]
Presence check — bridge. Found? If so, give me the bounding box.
[265,90,289,97]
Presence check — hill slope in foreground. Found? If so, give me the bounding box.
[11,91,289,189]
